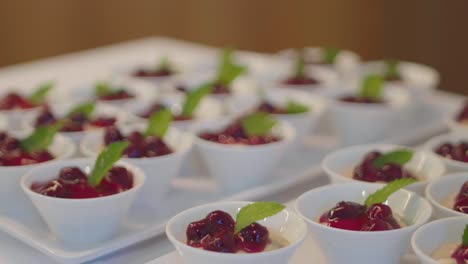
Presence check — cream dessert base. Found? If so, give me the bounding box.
[431,242,459,264]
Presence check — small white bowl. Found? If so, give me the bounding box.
[122,93,224,131]
[72,77,157,107]
[0,87,45,130]
[425,173,468,219]
[322,144,446,195]
[359,61,440,99]
[412,216,467,264]
[21,102,136,144]
[20,158,145,245]
[276,47,361,80]
[80,123,193,207]
[226,88,326,139]
[166,201,307,264]
[0,133,76,213]
[295,183,432,264]
[192,118,295,191]
[325,86,409,145]
[424,133,468,173]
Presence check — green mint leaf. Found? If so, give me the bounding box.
[29,82,54,105]
[181,83,212,118]
[66,102,95,119]
[462,224,468,247]
[285,100,309,114]
[241,112,277,137]
[20,122,62,152]
[385,59,400,79]
[157,56,170,71]
[322,47,341,64]
[364,178,417,207]
[235,202,285,233]
[88,141,129,187]
[359,74,384,100]
[294,53,306,78]
[216,48,247,86]
[144,109,172,138]
[373,149,414,169]
[95,81,112,97]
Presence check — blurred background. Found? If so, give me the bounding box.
[0,0,466,94]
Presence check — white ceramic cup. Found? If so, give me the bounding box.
[412,216,468,264]
[322,144,446,195]
[295,183,432,264]
[425,172,468,219]
[192,118,294,191]
[80,124,193,207]
[166,201,308,264]
[20,158,145,245]
[424,132,468,173]
[0,133,76,215]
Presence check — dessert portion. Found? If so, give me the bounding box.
[382,60,402,82]
[0,82,53,110]
[199,113,280,145]
[319,179,414,231]
[455,102,468,124]
[0,123,61,166]
[254,100,309,115]
[283,54,318,85]
[95,81,134,101]
[351,149,416,183]
[133,57,175,78]
[340,75,385,104]
[186,202,288,253]
[434,141,468,163]
[432,225,468,264]
[442,181,468,214]
[34,102,116,132]
[104,110,173,158]
[31,141,132,199]
[138,83,211,122]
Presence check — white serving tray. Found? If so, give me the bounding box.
[146,202,420,264]
[0,37,463,264]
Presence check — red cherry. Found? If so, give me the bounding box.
[186,218,212,247]
[200,230,239,253]
[366,203,393,220]
[361,219,394,231]
[104,127,124,145]
[206,210,235,232]
[238,223,270,253]
[451,245,468,263]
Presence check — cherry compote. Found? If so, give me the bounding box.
[283,76,318,85]
[255,101,287,114]
[31,166,133,198]
[186,210,271,253]
[98,90,134,101]
[434,141,468,163]
[353,151,415,183]
[35,108,116,132]
[133,68,173,78]
[104,127,172,158]
[0,132,54,166]
[199,120,280,145]
[453,181,468,214]
[138,102,191,121]
[451,245,468,264]
[0,93,37,110]
[339,96,384,104]
[319,201,401,231]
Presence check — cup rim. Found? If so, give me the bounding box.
[411,216,467,264]
[20,158,145,203]
[425,172,468,218]
[166,200,308,258]
[295,182,432,236]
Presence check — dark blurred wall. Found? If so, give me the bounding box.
[0,0,466,95]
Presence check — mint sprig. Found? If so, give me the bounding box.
[20,122,63,152]
[157,56,171,71]
[144,109,172,138]
[216,48,247,86]
[359,74,383,100]
[385,59,400,79]
[95,81,115,97]
[285,100,309,114]
[234,202,285,233]
[462,224,468,247]
[364,178,417,207]
[87,141,129,187]
[241,112,277,137]
[373,149,413,169]
[29,82,54,105]
[294,53,306,78]
[181,83,212,118]
[66,102,95,119]
[322,47,341,64]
